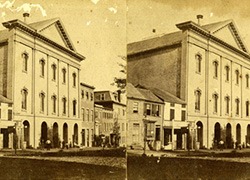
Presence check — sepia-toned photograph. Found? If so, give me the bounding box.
[2,0,250,179]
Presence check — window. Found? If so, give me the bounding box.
[182,104,186,108]
[90,93,93,101]
[146,122,155,138]
[195,90,201,111]
[51,64,57,81]
[196,54,202,73]
[72,73,76,87]
[170,109,175,120]
[73,100,77,116]
[81,90,84,99]
[82,108,85,121]
[21,89,28,110]
[246,101,249,117]
[225,96,230,114]
[170,103,175,107]
[91,110,93,121]
[236,98,240,115]
[62,68,66,83]
[86,92,89,100]
[133,102,138,113]
[40,92,45,112]
[152,104,160,116]
[225,66,230,81]
[22,53,28,72]
[145,103,151,115]
[8,110,12,120]
[235,70,239,85]
[213,61,218,78]
[101,94,105,100]
[246,74,249,88]
[86,109,89,121]
[213,94,218,113]
[62,97,67,115]
[51,95,57,113]
[40,59,45,77]
[181,110,186,121]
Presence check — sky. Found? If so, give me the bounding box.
[0,0,126,91]
[127,0,250,50]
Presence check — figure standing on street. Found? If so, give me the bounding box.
[219,140,224,151]
[46,139,51,151]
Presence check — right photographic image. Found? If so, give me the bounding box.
[126,0,250,179]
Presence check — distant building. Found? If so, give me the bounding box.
[80,82,95,147]
[128,18,250,149]
[127,83,164,150]
[0,16,85,148]
[94,91,126,146]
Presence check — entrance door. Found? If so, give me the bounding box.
[132,123,139,144]
[1,129,8,148]
[82,129,85,146]
[226,123,232,148]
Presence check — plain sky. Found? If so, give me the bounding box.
[0,0,126,91]
[1,0,250,91]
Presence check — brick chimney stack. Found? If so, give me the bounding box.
[197,14,203,26]
[23,13,29,23]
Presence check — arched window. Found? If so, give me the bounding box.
[73,100,77,116]
[62,68,66,83]
[52,95,57,113]
[40,92,45,112]
[246,101,249,117]
[213,93,218,113]
[72,73,76,87]
[51,64,57,81]
[196,54,202,73]
[246,74,249,88]
[40,59,45,77]
[213,61,218,78]
[21,88,28,110]
[62,97,67,115]
[225,66,230,81]
[236,98,240,115]
[22,53,28,72]
[195,90,201,111]
[225,96,230,114]
[235,70,239,85]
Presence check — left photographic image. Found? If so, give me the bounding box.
[0,0,126,180]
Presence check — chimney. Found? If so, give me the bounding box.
[196,14,203,25]
[23,13,30,23]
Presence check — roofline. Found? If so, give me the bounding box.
[80,82,95,89]
[2,19,85,61]
[176,21,250,59]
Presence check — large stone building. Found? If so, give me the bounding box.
[128,18,250,149]
[0,17,85,148]
[80,82,95,147]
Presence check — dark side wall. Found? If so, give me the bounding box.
[0,43,8,97]
[127,44,182,98]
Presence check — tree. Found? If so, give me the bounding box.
[111,55,126,93]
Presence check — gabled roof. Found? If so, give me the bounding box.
[127,31,182,56]
[127,83,146,100]
[202,19,248,53]
[0,95,12,103]
[29,18,76,51]
[150,88,186,104]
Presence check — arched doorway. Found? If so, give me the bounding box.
[53,123,59,148]
[23,120,30,147]
[214,122,221,145]
[196,121,203,148]
[63,123,68,143]
[236,124,241,144]
[73,124,78,146]
[41,122,47,143]
[226,123,232,148]
[247,125,250,144]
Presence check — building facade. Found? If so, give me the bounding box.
[80,82,95,147]
[0,17,84,148]
[127,83,164,150]
[128,18,250,149]
[94,91,126,146]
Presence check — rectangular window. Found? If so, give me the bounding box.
[146,123,155,138]
[8,110,12,120]
[0,109,1,119]
[87,109,89,121]
[170,103,175,107]
[82,108,85,121]
[133,102,138,113]
[145,103,151,115]
[181,110,186,121]
[170,109,175,120]
[181,104,186,108]
[91,110,93,122]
